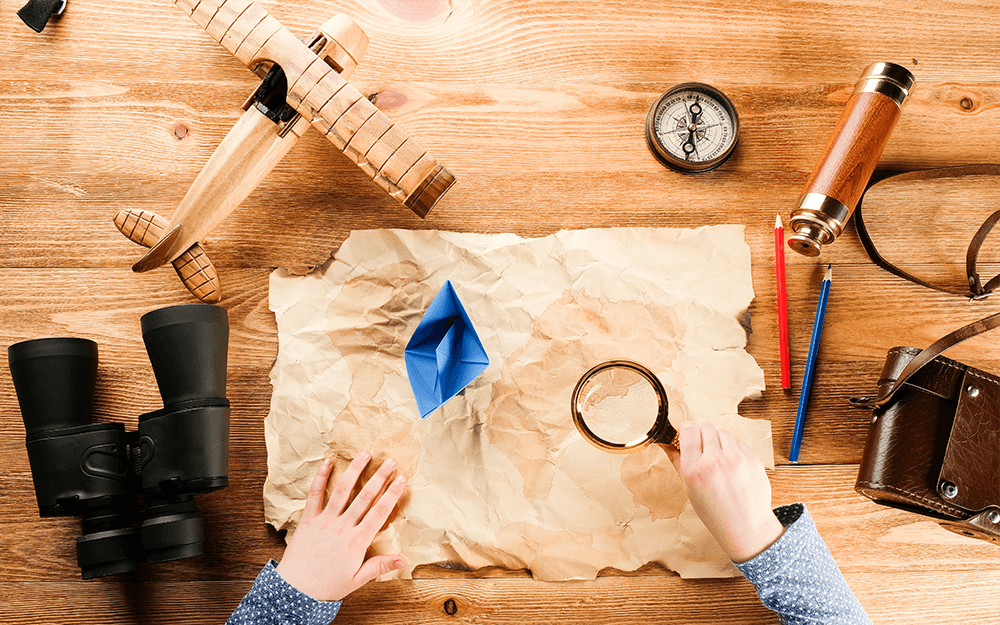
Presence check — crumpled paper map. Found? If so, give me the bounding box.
[265,227,771,581]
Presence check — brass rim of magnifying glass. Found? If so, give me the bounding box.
[571,359,674,454]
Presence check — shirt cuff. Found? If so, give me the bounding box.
[734,503,872,624]
[227,560,342,625]
[735,503,807,583]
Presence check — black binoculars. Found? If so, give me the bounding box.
[7,304,230,579]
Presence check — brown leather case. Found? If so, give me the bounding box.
[856,346,1000,542]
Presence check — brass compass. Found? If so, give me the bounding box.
[645,82,740,173]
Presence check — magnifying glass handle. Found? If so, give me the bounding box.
[657,422,680,450]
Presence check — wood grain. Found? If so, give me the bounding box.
[1,0,999,623]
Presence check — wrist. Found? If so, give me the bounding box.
[275,560,326,600]
[726,512,785,563]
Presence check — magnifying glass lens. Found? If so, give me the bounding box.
[576,366,661,446]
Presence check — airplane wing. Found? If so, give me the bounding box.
[173,0,455,217]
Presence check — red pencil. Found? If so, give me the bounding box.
[775,214,791,389]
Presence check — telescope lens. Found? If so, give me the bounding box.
[8,338,98,435]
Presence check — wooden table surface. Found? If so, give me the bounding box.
[2,1,999,622]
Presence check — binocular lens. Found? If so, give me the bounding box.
[141,498,205,563]
[77,523,142,580]
[141,304,229,407]
[8,337,98,436]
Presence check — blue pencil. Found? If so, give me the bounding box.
[789,264,832,462]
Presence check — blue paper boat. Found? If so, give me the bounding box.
[404,281,489,418]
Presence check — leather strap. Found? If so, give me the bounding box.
[967,208,1000,298]
[855,164,1000,299]
[852,310,1000,409]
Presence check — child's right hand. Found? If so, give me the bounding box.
[276,452,408,601]
[664,421,785,563]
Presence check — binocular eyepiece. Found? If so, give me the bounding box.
[7,304,230,579]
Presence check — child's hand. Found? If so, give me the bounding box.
[664,421,785,563]
[276,451,408,601]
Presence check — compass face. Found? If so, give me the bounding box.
[645,83,739,173]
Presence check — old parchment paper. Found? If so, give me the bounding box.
[265,227,771,580]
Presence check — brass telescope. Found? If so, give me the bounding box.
[788,62,915,257]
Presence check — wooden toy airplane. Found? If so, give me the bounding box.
[117,0,455,302]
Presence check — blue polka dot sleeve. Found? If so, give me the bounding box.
[736,504,871,624]
[226,559,342,625]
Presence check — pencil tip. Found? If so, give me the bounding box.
[775,213,782,228]
[825,264,832,280]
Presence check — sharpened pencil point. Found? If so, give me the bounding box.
[825,264,832,280]
[775,213,782,229]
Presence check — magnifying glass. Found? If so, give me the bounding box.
[571,360,680,453]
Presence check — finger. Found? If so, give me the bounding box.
[696,421,722,458]
[678,420,703,464]
[304,458,335,518]
[736,438,765,466]
[327,450,372,515]
[663,442,681,473]
[343,457,398,524]
[358,474,407,539]
[716,427,739,454]
[354,554,407,587]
